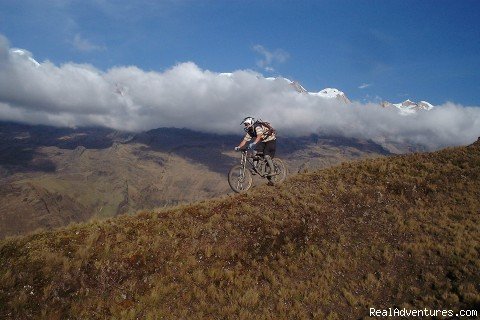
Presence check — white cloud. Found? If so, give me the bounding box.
[0,35,9,61]
[0,36,479,151]
[253,45,289,72]
[362,94,382,103]
[359,83,372,89]
[72,34,106,52]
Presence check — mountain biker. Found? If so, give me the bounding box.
[235,116,276,178]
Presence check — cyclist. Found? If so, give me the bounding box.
[234,117,276,178]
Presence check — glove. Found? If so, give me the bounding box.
[234,146,240,151]
[248,142,257,150]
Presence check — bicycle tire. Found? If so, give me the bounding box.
[268,158,287,185]
[228,164,253,193]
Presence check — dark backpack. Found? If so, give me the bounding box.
[250,120,276,138]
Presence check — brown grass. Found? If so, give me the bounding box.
[1,141,479,319]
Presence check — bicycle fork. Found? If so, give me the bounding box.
[236,153,248,189]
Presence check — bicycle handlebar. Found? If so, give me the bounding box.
[236,148,264,160]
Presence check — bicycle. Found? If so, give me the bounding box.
[228,149,287,193]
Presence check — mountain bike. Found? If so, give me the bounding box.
[228,149,287,193]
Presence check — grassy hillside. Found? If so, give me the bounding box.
[0,143,231,239]
[1,140,479,319]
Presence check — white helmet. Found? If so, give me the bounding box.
[241,116,255,129]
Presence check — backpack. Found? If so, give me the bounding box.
[251,119,276,138]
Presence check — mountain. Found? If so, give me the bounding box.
[288,80,308,94]
[0,124,237,238]
[1,139,478,319]
[382,99,435,115]
[0,122,390,239]
[309,87,351,103]
[281,78,351,103]
[258,76,352,103]
[271,75,433,111]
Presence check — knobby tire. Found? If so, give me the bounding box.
[268,158,287,185]
[228,164,253,193]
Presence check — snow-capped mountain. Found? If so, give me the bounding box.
[382,100,435,115]
[289,81,308,94]
[261,75,432,110]
[309,88,351,103]
[263,76,351,103]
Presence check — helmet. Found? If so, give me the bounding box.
[241,116,255,127]
[241,117,255,132]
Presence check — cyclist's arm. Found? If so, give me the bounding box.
[238,131,254,149]
[237,131,260,149]
[237,140,247,149]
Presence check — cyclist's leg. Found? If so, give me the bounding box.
[264,140,276,175]
[255,142,266,154]
[249,142,265,175]
[265,139,276,158]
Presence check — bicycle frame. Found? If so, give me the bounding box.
[240,150,270,178]
[229,149,285,193]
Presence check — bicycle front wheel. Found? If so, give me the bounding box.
[228,164,253,193]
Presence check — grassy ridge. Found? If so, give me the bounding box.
[1,141,479,319]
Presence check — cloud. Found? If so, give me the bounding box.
[72,34,106,52]
[358,83,372,89]
[362,94,382,103]
[0,35,9,61]
[0,35,479,151]
[253,45,289,72]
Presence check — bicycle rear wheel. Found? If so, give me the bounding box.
[228,164,253,193]
[268,158,287,185]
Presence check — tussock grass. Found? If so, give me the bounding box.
[1,141,479,319]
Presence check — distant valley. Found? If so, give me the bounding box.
[0,121,394,238]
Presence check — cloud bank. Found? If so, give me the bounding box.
[0,35,479,151]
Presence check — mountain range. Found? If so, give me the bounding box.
[265,74,434,112]
[1,49,438,239]
[265,76,352,103]
[0,121,393,239]
[381,99,435,115]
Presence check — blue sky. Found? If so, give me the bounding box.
[1,0,480,148]
[1,0,479,105]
